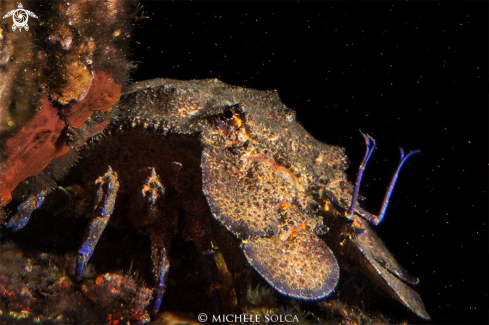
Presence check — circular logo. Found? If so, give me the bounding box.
[2,3,38,32]
[198,313,208,322]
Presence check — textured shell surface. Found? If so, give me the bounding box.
[116,78,428,319]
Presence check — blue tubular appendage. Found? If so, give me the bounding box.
[6,192,47,230]
[75,215,110,278]
[152,252,169,315]
[151,238,170,315]
[349,131,376,217]
[75,167,119,279]
[376,148,420,225]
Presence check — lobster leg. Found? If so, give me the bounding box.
[141,167,170,315]
[180,158,222,314]
[376,148,420,225]
[150,226,170,315]
[349,131,376,218]
[349,132,419,226]
[184,211,222,315]
[76,166,119,279]
[6,191,48,230]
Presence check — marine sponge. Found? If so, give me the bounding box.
[0,0,134,206]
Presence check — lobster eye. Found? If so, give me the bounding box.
[223,109,233,119]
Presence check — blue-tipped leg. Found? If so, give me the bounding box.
[151,242,169,316]
[349,133,419,226]
[349,131,376,217]
[376,148,420,225]
[141,167,170,315]
[76,215,111,278]
[76,167,119,279]
[6,192,47,230]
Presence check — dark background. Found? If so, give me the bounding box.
[129,2,487,325]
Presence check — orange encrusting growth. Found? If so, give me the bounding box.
[61,71,121,128]
[0,72,121,205]
[0,98,68,205]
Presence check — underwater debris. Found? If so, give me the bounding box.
[0,241,151,324]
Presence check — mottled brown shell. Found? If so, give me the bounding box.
[243,230,339,299]
[198,87,347,299]
[202,145,340,299]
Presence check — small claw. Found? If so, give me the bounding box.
[142,167,165,206]
[94,166,119,217]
